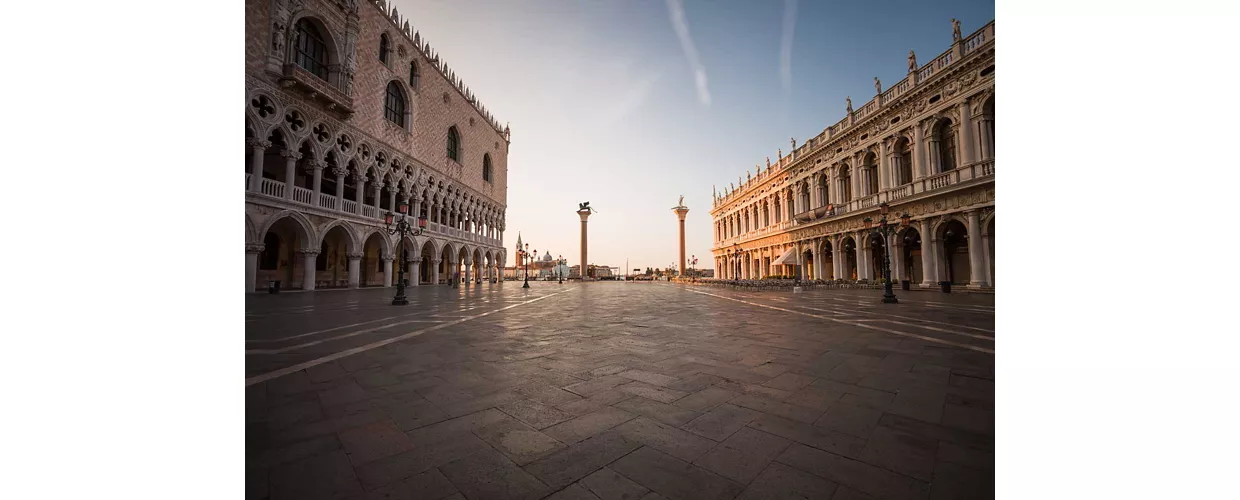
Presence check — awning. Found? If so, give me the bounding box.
[774,247,799,266]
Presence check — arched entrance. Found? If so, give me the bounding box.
[393,235,418,287]
[419,239,437,285]
[868,233,887,282]
[457,246,470,284]
[938,220,970,285]
[257,213,313,290]
[361,231,389,287]
[801,249,814,280]
[472,248,483,283]
[821,240,834,280]
[439,244,455,285]
[319,223,356,288]
[840,236,858,280]
[899,227,924,284]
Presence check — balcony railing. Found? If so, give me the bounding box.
[292,186,313,205]
[247,175,504,248]
[260,178,284,198]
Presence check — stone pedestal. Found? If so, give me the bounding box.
[673,205,689,276]
[578,209,592,281]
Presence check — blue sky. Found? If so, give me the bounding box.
[393,0,994,273]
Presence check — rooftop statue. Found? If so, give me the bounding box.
[908,50,917,72]
[952,18,962,42]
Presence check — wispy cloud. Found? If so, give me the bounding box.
[780,0,799,94]
[598,72,662,126]
[666,0,711,106]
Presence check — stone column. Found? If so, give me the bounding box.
[919,219,937,286]
[464,261,473,286]
[409,257,420,286]
[354,175,366,215]
[966,210,986,288]
[578,208,592,280]
[878,140,890,191]
[982,224,993,287]
[372,184,383,215]
[387,189,397,214]
[674,205,689,276]
[977,112,995,161]
[857,231,870,280]
[308,161,324,207]
[912,124,926,181]
[811,239,822,280]
[958,99,976,166]
[430,258,441,284]
[282,150,301,200]
[245,244,264,293]
[347,252,362,288]
[301,249,318,291]
[248,140,269,191]
[332,168,348,210]
[381,255,394,287]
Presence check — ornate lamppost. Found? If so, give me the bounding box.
[519,243,533,288]
[383,201,427,305]
[689,255,699,282]
[558,254,565,284]
[863,203,908,304]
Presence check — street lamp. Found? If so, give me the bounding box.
[520,243,533,288]
[863,202,906,304]
[558,254,565,284]
[383,201,427,306]
[689,255,699,282]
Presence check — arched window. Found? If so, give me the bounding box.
[482,154,493,183]
[936,119,957,172]
[379,34,391,64]
[409,61,420,89]
[446,126,461,161]
[384,82,406,127]
[839,166,853,202]
[294,19,328,80]
[897,138,913,185]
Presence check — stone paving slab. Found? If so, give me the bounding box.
[246,283,993,500]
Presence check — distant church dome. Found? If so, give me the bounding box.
[542,252,553,262]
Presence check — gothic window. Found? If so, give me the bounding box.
[260,234,281,270]
[294,19,328,80]
[447,126,461,161]
[482,154,493,183]
[384,81,406,128]
[379,34,391,64]
[409,61,420,89]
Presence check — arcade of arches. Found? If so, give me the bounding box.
[716,209,994,288]
[246,212,507,292]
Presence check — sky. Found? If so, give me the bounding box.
[392,0,994,274]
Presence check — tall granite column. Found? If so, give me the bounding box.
[673,203,689,276]
[578,208,592,280]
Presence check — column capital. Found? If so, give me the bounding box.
[430,258,441,264]
[346,252,364,260]
[246,243,265,254]
[248,139,272,150]
[380,255,394,262]
[298,248,320,256]
[281,149,303,160]
[332,167,350,177]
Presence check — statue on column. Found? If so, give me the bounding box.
[846,96,853,114]
[952,18,961,42]
[791,137,797,150]
[874,77,882,95]
[677,195,684,207]
[908,50,917,72]
[766,157,771,168]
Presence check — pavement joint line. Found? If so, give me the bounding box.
[795,305,996,334]
[246,319,456,355]
[246,311,431,343]
[687,289,994,355]
[244,287,578,386]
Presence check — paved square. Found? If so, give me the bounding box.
[246,282,994,499]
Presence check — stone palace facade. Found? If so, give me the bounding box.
[710,20,995,289]
[245,0,509,292]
